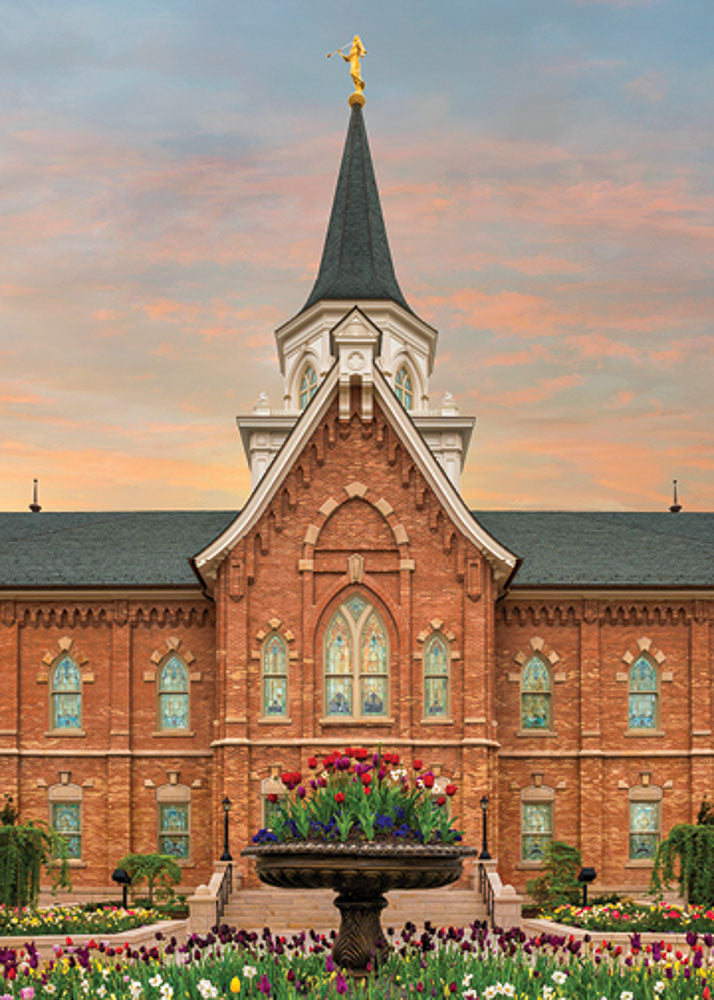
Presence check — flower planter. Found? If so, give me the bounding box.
[242,840,476,975]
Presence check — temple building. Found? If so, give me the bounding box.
[1,92,713,908]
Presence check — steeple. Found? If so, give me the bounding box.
[302,104,410,314]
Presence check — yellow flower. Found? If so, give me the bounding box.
[230,976,241,994]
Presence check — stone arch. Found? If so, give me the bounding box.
[301,483,412,562]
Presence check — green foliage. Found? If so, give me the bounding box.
[651,821,714,906]
[0,820,70,907]
[697,800,714,825]
[0,795,18,826]
[116,853,182,906]
[526,840,582,909]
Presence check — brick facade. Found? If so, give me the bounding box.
[1,392,711,898]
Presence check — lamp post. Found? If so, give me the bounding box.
[479,795,491,859]
[220,796,232,862]
[577,866,596,907]
[111,867,131,909]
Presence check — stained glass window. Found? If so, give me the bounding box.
[325,596,389,718]
[395,366,413,410]
[522,802,552,861]
[159,803,189,858]
[521,656,551,729]
[158,656,189,730]
[424,634,449,717]
[262,634,288,716]
[299,365,318,409]
[51,656,82,730]
[629,657,658,730]
[52,802,81,859]
[629,801,659,859]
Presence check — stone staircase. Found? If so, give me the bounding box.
[222,887,487,932]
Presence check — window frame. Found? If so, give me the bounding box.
[299,364,319,410]
[423,632,450,719]
[628,655,659,731]
[157,654,190,732]
[323,594,390,721]
[521,799,553,863]
[156,784,191,862]
[50,655,83,732]
[628,785,662,863]
[261,632,288,718]
[394,364,414,411]
[520,654,552,731]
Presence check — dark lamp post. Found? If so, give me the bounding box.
[111,867,131,909]
[577,866,596,907]
[479,795,491,859]
[220,796,232,862]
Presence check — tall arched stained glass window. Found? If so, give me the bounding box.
[51,656,82,730]
[299,365,318,409]
[324,596,389,719]
[424,634,449,717]
[262,633,288,717]
[521,655,551,730]
[629,656,658,730]
[158,655,189,730]
[394,366,413,410]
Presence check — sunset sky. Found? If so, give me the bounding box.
[2,0,713,513]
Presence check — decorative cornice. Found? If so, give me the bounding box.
[19,603,213,628]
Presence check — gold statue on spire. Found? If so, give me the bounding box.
[327,35,367,107]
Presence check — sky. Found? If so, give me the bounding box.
[1,0,713,513]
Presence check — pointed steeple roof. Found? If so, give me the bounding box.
[302,104,411,314]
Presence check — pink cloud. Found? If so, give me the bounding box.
[488,374,585,407]
[425,289,566,337]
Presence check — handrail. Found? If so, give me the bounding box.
[478,861,495,925]
[215,861,232,925]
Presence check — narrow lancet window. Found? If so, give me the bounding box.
[158,655,189,730]
[629,656,658,729]
[51,656,82,730]
[262,633,288,716]
[395,366,413,410]
[299,365,318,409]
[424,634,449,717]
[521,655,551,729]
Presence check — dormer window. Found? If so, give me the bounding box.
[395,366,413,410]
[299,365,318,409]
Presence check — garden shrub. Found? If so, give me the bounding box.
[0,806,70,907]
[116,853,182,906]
[651,815,714,906]
[526,840,582,909]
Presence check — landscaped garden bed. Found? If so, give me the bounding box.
[3,919,714,999]
[0,904,165,937]
[540,900,714,934]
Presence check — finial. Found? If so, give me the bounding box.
[669,478,682,513]
[327,35,367,107]
[29,478,42,513]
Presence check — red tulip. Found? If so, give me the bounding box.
[307,756,318,769]
[413,759,423,770]
[445,784,457,796]
[437,795,446,806]
[423,774,435,788]
[361,772,372,785]
[267,793,278,803]
[334,792,345,803]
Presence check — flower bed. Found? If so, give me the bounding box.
[3,920,714,999]
[0,904,163,937]
[544,901,714,934]
[252,747,462,846]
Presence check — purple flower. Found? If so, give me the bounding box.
[325,953,335,972]
[258,972,272,994]
[336,971,348,994]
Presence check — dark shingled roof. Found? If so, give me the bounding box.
[0,510,712,590]
[301,104,411,314]
[472,511,714,588]
[0,511,236,588]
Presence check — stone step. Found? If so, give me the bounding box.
[222,889,487,931]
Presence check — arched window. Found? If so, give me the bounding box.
[521,655,551,730]
[158,655,189,731]
[299,365,318,409]
[49,783,82,860]
[157,783,191,860]
[629,656,658,730]
[394,365,413,410]
[424,634,449,718]
[325,595,389,719]
[51,656,82,730]
[262,633,288,717]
